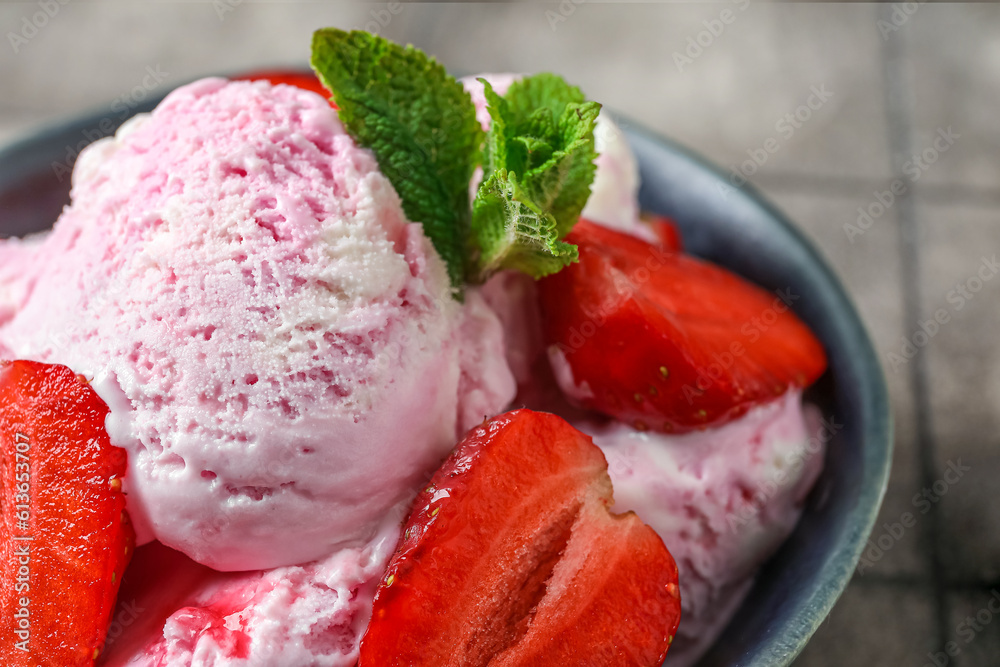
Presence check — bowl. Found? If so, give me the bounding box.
[0,88,892,667]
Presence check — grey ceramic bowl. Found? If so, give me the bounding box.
[0,88,891,667]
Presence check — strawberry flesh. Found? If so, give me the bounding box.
[234,70,335,106]
[359,409,681,667]
[0,360,134,666]
[645,213,684,252]
[538,220,828,432]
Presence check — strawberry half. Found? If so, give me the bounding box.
[646,214,684,253]
[359,409,680,667]
[538,220,827,433]
[234,70,335,106]
[0,360,134,666]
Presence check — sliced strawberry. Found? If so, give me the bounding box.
[645,213,684,252]
[359,409,680,667]
[538,220,827,432]
[0,360,134,666]
[234,70,335,106]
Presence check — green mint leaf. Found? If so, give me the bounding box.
[506,75,601,238]
[469,74,601,282]
[310,29,483,291]
[503,72,585,120]
[470,170,579,281]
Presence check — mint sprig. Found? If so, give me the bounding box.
[468,76,600,281]
[310,30,600,294]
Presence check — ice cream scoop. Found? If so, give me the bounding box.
[0,78,516,571]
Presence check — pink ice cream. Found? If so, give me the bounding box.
[583,392,825,666]
[99,513,401,667]
[0,78,516,571]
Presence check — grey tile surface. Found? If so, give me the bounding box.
[947,588,1000,667]
[908,5,1000,194]
[920,205,1000,456]
[936,458,1000,586]
[793,580,938,666]
[920,203,1000,585]
[1,2,892,183]
[0,2,370,114]
[401,2,892,182]
[1,2,997,666]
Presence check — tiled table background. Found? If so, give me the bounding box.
[1,2,998,665]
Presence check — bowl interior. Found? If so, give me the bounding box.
[0,93,892,667]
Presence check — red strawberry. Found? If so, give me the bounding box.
[538,220,827,433]
[646,214,684,252]
[359,409,680,667]
[0,360,134,666]
[234,70,335,106]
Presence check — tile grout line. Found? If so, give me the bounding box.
[749,171,1000,209]
[879,5,949,650]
